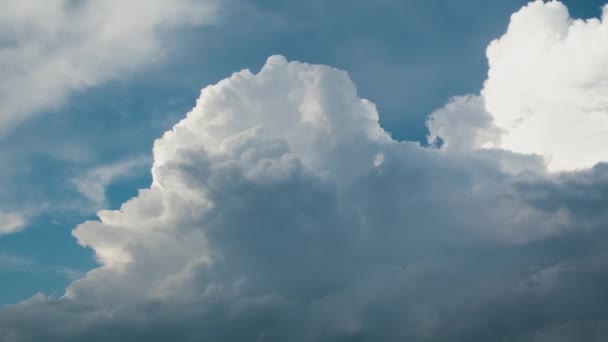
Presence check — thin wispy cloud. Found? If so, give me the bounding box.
[0,0,219,135]
[0,254,34,270]
[71,155,151,209]
[0,213,26,236]
[0,253,83,280]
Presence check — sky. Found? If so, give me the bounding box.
[1,0,608,341]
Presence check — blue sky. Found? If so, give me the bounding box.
[2,1,608,341]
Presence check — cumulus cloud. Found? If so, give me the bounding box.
[427,95,500,152]
[2,2,608,341]
[428,0,608,172]
[0,0,219,134]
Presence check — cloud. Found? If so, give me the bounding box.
[0,253,83,281]
[0,0,219,135]
[0,254,34,270]
[0,212,26,236]
[71,155,151,209]
[2,2,608,341]
[428,0,608,172]
[427,95,499,152]
[2,52,608,341]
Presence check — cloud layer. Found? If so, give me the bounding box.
[2,1,608,341]
[429,1,608,172]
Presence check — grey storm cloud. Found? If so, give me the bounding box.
[2,1,608,341]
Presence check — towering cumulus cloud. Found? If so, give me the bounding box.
[2,2,608,341]
[429,1,608,172]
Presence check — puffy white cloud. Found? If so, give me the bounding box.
[0,0,219,134]
[428,0,608,172]
[427,95,499,152]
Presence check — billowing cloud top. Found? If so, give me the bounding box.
[429,1,608,172]
[2,1,608,342]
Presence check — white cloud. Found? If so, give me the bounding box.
[427,95,499,152]
[0,0,219,134]
[428,0,608,172]
[0,212,26,236]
